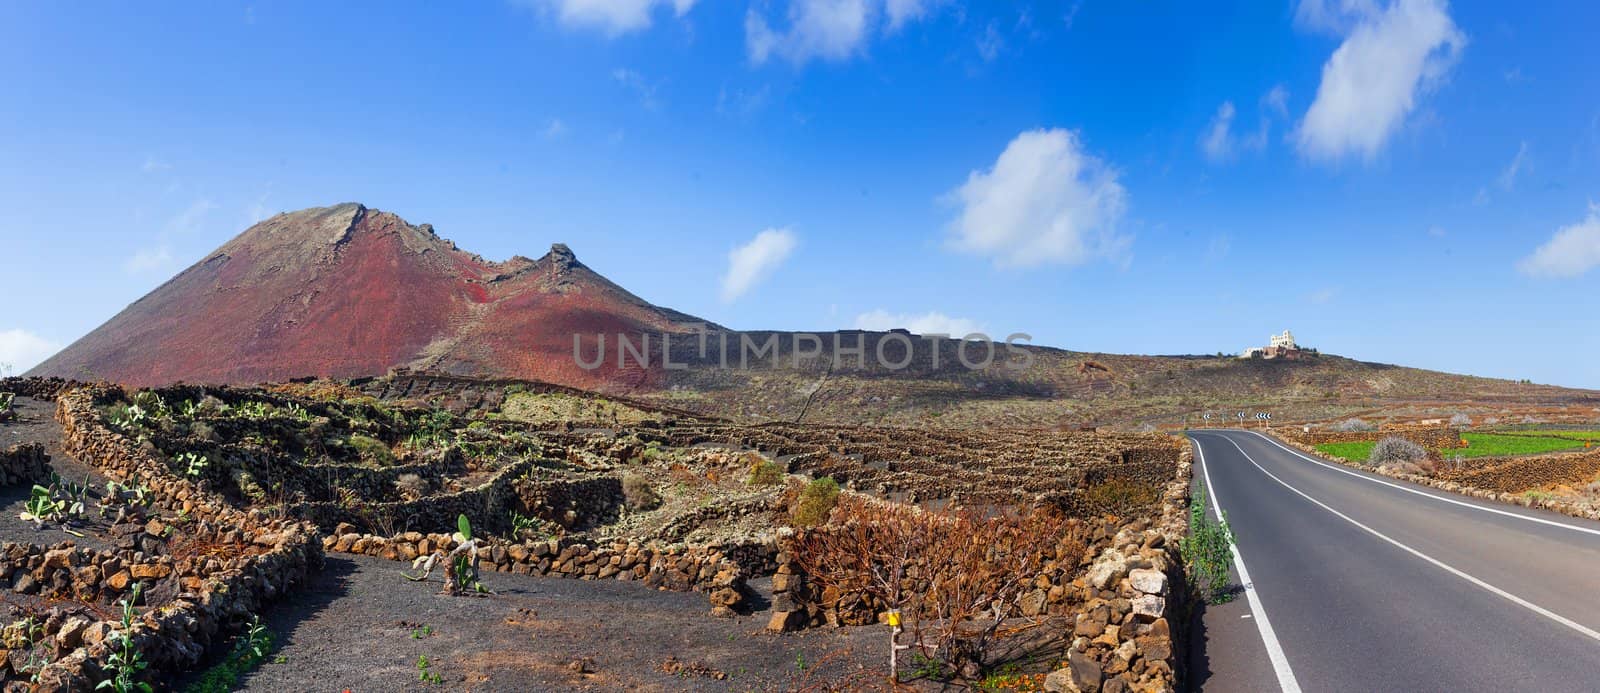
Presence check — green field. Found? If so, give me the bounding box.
[1316,432,1590,463]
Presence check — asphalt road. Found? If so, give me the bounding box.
[1187,429,1600,693]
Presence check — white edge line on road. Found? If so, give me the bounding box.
[1192,436,1304,693]
[1215,434,1600,644]
[1237,429,1600,538]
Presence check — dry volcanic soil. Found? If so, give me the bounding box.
[0,375,1191,691]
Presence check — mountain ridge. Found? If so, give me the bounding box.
[29,203,1600,428]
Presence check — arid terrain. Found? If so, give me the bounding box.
[0,375,1190,691]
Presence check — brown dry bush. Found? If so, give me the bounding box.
[791,496,1086,678]
[622,473,662,511]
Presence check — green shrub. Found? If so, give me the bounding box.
[621,474,661,511]
[1181,480,1236,604]
[347,435,394,465]
[791,477,840,528]
[747,458,785,487]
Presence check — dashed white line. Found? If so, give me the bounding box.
[1192,436,1303,693]
[1214,433,1600,644]
[1238,429,1600,538]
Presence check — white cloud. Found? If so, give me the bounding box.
[746,0,871,65]
[745,0,945,66]
[127,199,217,275]
[1294,0,1464,163]
[1201,87,1287,163]
[720,228,798,302]
[0,329,63,373]
[542,118,568,138]
[946,128,1130,268]
[124,246,175,274]
[853,310,984,337]
[1202,101,1241,162]
[1518,204,1600,278]
[1294,0,1379,34]
[1427,224,1447,237]
[975,21,1002,62]
[1496,140,1529,191]
[611,68,660,110]
[167,198,218,235]
[1262,84,1290,116]
[516,0,695,36]
[141,157,171,173]
[885,0,941,31]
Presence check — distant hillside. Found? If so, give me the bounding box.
[30,203,712,390]
[31,203,1600,429]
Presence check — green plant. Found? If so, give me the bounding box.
[98,584,151,693]
[348,434,395,465]
[177,452,209,478]
[406,514,488,595]
[1181,480,1236,604]
[908,652,945,679]
[746,458,785,487]
[184,615,278,693]
[791,477,840,528]
[411,624,434,639]
[19,483,83,530]
[416,654,443,684]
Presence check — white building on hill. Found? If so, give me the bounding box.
[1242,330,1303,359]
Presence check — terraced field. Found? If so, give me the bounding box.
[0,375,1191,691]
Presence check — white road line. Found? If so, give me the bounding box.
[1215,434,1600,644]
[1192,436,1303,693]
[1238,429,1600,538]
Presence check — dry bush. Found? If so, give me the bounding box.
[791,477,840,527]
[394,473,430,501]
[790,496,1085,677]
[1449,413,1472,427]
[1083,478,1161,515]
[1332,418,1377,432]
[622,473,661,511]
[1369,436,1429,470]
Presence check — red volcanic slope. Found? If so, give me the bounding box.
[30,203,712,389]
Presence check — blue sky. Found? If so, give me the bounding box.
[2,1,1598,388]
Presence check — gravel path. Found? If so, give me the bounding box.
[0,395,117,551]
[224,553,884,691]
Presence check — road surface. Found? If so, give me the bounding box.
[1187,429,1600,692]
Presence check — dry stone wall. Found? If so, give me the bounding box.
[0,443,50,487]
[9,385,326,690]
[767,449,1192,692]
[1284,425,1463,450]
[324,528,748,615]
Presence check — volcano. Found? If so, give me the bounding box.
[30,203,711,389]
